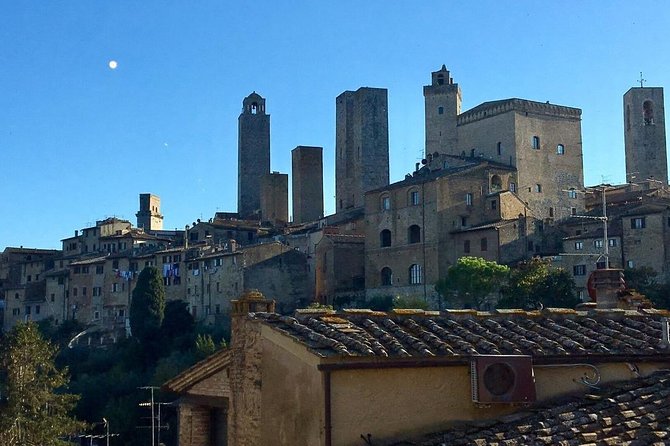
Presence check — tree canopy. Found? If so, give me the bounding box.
[498,258,579,309]
[435,256,509,309]
[0,322,84,445]
[624,266,670,309]
[130,266,166,346]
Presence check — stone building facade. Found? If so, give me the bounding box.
[424,65,585,221]
[624,86,667,185]
[335,87,389,211]
[365,155,533,301]
[237,92,270,219]
[291,145,324,224]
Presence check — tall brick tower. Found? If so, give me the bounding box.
[624,86,668,185]
[291,146,324,223]
[424,64,461,156]
[238,92,271,219]
[335,87,389,211]
[136,193,163,231]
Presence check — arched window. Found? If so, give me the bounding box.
[408,225,421,244]
[381,267,393,286]
[251,102,258,114]
[438,106,444,115]
[409,264,423,284]
[437,74,444,85]
[380,229,392,247]
[557,144,565,155]
[568,188,577,199]
[643,100,654,125]
[532,136,540,150]
[490,175,502,192]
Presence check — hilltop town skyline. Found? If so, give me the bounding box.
[3,1,670,250]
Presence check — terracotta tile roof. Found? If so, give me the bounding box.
[251,309,670,359]
[162,348,232,394]
[389,370,670,446]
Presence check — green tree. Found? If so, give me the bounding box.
[624,267,670,309]
[0,322,84,445]
[435,256,509,309]
[499,258,579,309]
[130,267,166,346]
[194,334,217,360]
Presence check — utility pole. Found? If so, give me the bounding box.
[138,386,157,446]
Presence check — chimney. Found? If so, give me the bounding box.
[592,269,626,309]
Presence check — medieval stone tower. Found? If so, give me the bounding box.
[291,146,324,224]
[424,65,461,156]
[335,87,389,211]
[136,193,163,231]
[260,172,288,225]
[238,92,271,219]
[624,86,668,185]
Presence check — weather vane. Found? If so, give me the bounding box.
[638,72,646,88]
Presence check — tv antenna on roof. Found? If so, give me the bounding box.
[638,72,646,88]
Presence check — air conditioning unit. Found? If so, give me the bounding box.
[471,355,536,404]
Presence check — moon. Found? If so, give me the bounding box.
[108,60,118,70]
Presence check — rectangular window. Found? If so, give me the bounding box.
[608,238,618,247]
[557,144,565,155]
[571,207,577,216]
[568,189,577,199]
[35,305,40,315]
[25,306,31,315]
[535,184,542,193]
[464,240,470,253]
[549,207,554,218]
[574,241,584,250]
[381,196,391,211]
[96,265,104,274]
[491,200,497,210]
[509,182,516,193]
[215,304,221,314]
[112,283,119,293]
[73,287,78,297]
[410,191,420,206]
[594,239,604,248]
[461,216,467,227]
[480,238,488,251]
[82,287,87,296]
[573,265,586,276]
[465,193,473,206]
[627,260,635,268]
[631,217,646,229]
[50,293,55,302]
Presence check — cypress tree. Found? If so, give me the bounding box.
[129,266,166,346]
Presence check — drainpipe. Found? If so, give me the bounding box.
[323,370,332,446]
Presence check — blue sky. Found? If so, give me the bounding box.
[2,1,669,250]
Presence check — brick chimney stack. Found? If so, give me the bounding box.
[592,269,626,309]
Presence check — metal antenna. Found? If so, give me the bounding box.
[639,72,646,88]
